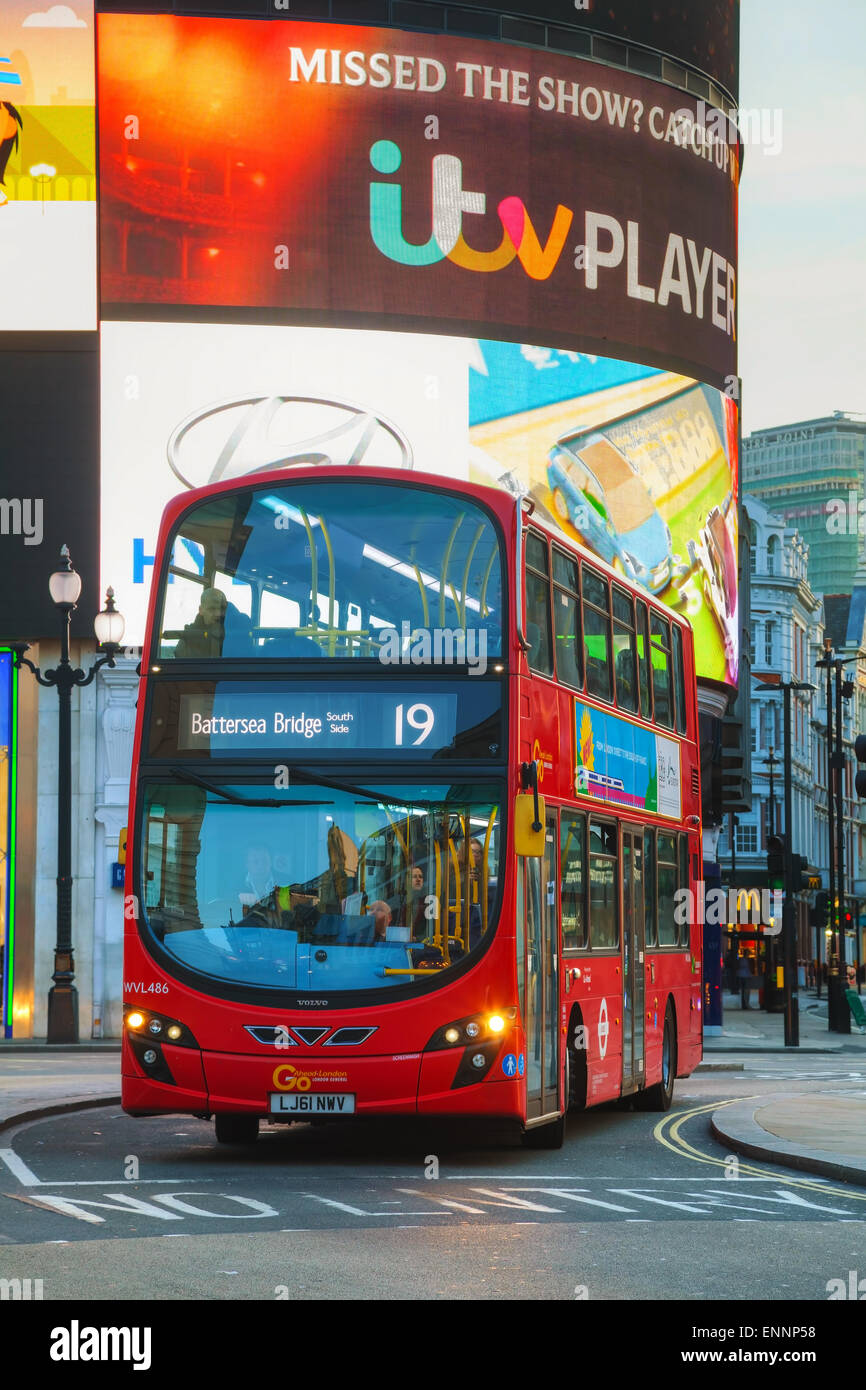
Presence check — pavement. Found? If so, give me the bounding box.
[0,989,864,1186]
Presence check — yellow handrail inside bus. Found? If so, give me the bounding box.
[298,507,319,639]
[479,546,496,620]
[439,515,463,626]
[481,807,497,936]
[459,524,484,628]
[447,836,466,952]
[413,563,430,628]
[317,515,337,655]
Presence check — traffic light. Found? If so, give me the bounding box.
[790,853,808,891]
[855,735,866,797]
[766,835,785,890]
[809,890,829,929]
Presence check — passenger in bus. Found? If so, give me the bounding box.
[367,899,392,942]
[175,588,247,659]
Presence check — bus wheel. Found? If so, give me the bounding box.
[636,1008,676,1112]
[522,1112,566,1149]
[214,1113,259,1145]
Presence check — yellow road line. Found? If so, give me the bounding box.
[654,1099,866,1205]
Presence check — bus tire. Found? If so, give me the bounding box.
[636,1006,676,1112]
[214,1113,259,1145]
[522,1112,566,1149]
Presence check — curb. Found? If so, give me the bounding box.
[695,1061,745,1071]
[0,1044,122,1054]
[0,1095,121,1136]
[710,1098,866,1187]
[703,1044,844,1054]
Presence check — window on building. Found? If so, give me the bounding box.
[766,535,778,575]
[764,621,774,665]
[734,823,758,855]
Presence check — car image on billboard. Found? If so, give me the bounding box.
[547,431,674,594]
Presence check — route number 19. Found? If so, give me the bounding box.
[394,702,435,746]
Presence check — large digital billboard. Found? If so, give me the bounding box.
[0,1,95,329]
[97,16,738,391]
[101,321,737,686]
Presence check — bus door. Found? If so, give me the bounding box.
[522,811,560,1119]
[621,827,646,1093]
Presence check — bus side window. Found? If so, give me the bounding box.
[588,820,617,948]
[552,549,582,690]
[678,834,690,947]
[672,625,687,735]
[582,567,612,702]
[657,833,678,945]
[560,811,586,949]
[636,601,651,719]
[612,587,637,713]
[650,613,673,728]
[644,828,656,947]
[525,532,553,676]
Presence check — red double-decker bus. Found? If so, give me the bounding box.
[122,466,702,1147]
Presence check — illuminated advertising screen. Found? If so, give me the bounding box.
[0,0,96,329]
[97,15,738,391]
[100,321,737,685]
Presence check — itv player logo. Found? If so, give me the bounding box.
[369,138,572,279]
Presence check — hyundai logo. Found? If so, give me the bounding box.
[166,394,414,490]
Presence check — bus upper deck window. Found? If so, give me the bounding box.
[636,600,651,719]
[581,567,611,703]
[650,613,673,728]
[525,532,552,676]
[672,625,687,735]
[552,548,582,690]
[612,587,637,714]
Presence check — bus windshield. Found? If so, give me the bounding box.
[140,776,502,995]
[157,481,503,663]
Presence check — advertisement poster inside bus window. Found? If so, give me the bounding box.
[0,0,95,329]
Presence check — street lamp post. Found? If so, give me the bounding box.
[757,679,815,1047]
[764,748,779,837]
[12,547,124,1043]
[817,642,854,1034]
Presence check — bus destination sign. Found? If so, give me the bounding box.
[177,691,458,754]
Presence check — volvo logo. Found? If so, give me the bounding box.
[166,394,414,490]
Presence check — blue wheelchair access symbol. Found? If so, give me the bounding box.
[518,1053,525,1077]
[502,1053,518,1077]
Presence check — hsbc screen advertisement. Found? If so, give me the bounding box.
[101,321,737,687]
[97,15,739,391]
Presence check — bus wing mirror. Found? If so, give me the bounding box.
[514,793,545,857]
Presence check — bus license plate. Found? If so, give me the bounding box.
[269,1092,356,1115]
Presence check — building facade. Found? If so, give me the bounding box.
[742,412,866,598]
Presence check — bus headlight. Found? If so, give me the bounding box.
[123,1006,198,1049]
[425,1010,515,1051]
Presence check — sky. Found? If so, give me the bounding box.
[738,0,866,434]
